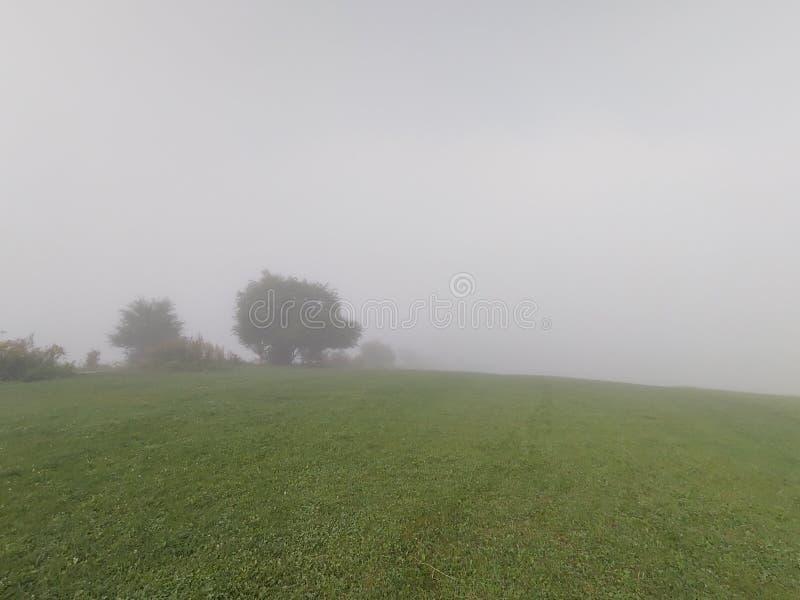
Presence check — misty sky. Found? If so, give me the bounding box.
[2,1,798,394]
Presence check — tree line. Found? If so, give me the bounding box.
[1,270,395,381]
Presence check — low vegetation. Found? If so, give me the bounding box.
[138,336,242,371]
[354,339,396,368]
[1,368,798,598]
[0,336,74,382]
[109,297,241,371]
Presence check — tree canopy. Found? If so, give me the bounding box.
[109,297,184,360]
[234,271,361,365]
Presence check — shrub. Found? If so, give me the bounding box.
[355,340,396,369]
[138,336,242,371]
[84,349,101,369]
[0,336,75,382]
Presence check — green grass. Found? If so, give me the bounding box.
[1,368,799,598]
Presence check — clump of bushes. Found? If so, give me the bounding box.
[0,336,75,382]
[138,336,242,371]
[319,341,397,369]
[354,340,396,369]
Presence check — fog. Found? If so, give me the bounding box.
[2,2,798,394]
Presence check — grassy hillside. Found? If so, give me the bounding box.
[1,368,798,598]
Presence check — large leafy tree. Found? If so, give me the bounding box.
[110,297,184,360]
[234,271,361,365]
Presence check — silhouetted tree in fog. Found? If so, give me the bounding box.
[110,298,183,361]
[234,271,361,365]
[84,349,101,369]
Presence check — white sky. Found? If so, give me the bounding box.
[2,1,799,394]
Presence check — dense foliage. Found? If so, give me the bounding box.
[234,271,362,365]
[109,298,184,360]
[0,336,74,381]
[138,336,242,371]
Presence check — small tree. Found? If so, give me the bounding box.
[110,298,183,362]
[356,340,396,369]
[234,271,362,365]
[84,349,101,369]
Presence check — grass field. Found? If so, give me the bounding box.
[1,368,799,598]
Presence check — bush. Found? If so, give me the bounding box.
[355,340,396,369]
[84,349,101,369]
[0,336,75,382]
[138,336,242,371]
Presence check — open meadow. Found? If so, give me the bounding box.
[1,368,799,598]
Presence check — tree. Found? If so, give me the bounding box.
[234,271,362,365]
[84,349,101,369]
[356,340,396,369]
[110,298,183,361]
